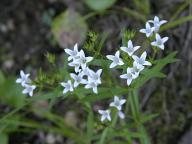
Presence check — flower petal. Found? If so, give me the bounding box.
[128,40,133,48]
[120,47,128,53]
[127,78,132,86]
[120,74,128,79]
[118,111,125,119]
[109,62,116,68]
[106,55,114,61]
[162,37,169,43]
[144,61,152,66]
[139,29,146,33]
[141,52,147,60]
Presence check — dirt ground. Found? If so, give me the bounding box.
[0,0,192,143]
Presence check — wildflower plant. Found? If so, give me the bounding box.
[14,16,177,144]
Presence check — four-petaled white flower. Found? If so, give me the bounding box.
[61,80,74,94]
[22,84,36,97]
[80,66,92,77]
[151,33,169,50]
[64,43,80,61]
[84,79,98,94]
[139,22,154,37]
[16,70,31,86]
[88,69,102,84]
[78,50,93,69]
[120,40,140,56]
[120,68,134,86]
[109,96,126,110]
[132,52,152,66]
[68,61,81,73]
[98,109,111,122]
[131,61,144,79]
[148,16,167,32]
[106,51,124,68]
[70,73,86,88]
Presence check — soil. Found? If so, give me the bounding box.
[0,0,192,144]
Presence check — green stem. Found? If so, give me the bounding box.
[129,90,140,121]
[129,90,150,144]
[99,111,118,144]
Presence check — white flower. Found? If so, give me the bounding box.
[131,61,144,79]
[109,96,126,110]
[148,16,167,32]
[118,111,125,119]
[88,69,102,84]
[120,40,140,56]
[106,51,124,68]
[120,67,134,86]
[22,84,36,96]
[139,22,154,37]
[132,52,152,66]
[78,50,93,69]
[80,66,91,76]
[16,70,31,86]
[64,43,80,61]
[98,109,111,122]
[70,73,86,87]
[84,79,98,94]
[151,33,169,50]
[61,80,74,94]
[68,61,81,73]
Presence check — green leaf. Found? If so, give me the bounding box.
[84,0,117,11]
[110,129,145,139]
[0,115,21,134]
[133,52,178,89]
[0,133,8,144]
[86,105,94,142]
[1,118,88,144]
[80,87,129,103]
[0,77,26,108]
[29,88,63,102]
[52,9,87,48]
[0,70,5,85]
[160,15,192,32]
[140,114,159,123]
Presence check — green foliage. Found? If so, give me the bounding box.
[132,0,150,15]
[84,0,117,11]
[83,31,99,54]
[122,29,136,46]
[0,70,5,85]
[1,1,189,143]
[160,15,192,32]
[133,52,178,89]
[84,31,108,58]
[0,71,25,108]
[0,132,8,144]
[45,52,56,65]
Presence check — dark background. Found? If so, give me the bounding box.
[0,0,192,144]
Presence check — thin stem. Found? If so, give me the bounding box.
[98,111,118,144]
[129,90,151,144]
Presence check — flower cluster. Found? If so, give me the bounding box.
[106,16,169,87]
[99,16,169,122]
[140,16,169,50]
[107,40,151,86]
[98,96,126,122]
[15,16,169,126]
[16,70,36,96]
[61,44,102,94]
